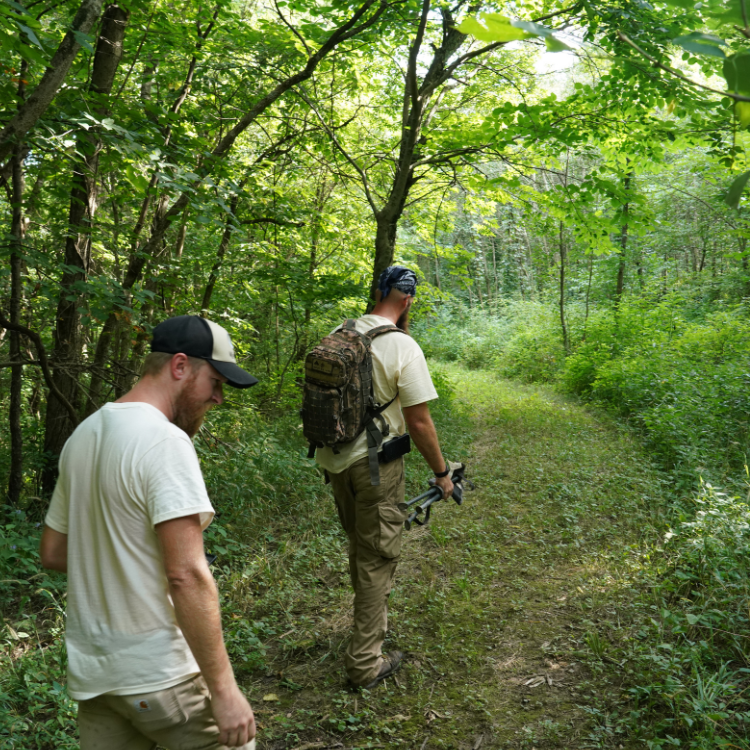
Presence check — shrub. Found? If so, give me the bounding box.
[622,483,750,749]
[497,325,566,383]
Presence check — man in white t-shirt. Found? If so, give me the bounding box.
[40,315,258,750]
[316,267,454,690]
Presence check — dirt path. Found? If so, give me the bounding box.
[248,367,666,749]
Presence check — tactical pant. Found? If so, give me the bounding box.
[328,455,406,686]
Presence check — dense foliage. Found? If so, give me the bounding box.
[2,0,750,747]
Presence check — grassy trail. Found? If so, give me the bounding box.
[244,366,668,750]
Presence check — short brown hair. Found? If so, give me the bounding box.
[140,352,207,378]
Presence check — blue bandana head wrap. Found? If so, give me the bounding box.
[378,266,418,299]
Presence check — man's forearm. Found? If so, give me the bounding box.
[40,526,68,573]
[404,404,446,474]
[169,570,236,694]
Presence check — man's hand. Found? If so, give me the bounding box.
[211,684,256,748]
[434,473,454,500]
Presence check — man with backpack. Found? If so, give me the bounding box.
[303,266,454,690]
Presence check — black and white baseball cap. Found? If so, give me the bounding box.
[151,315,258,388]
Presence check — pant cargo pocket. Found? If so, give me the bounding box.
[376,503,407,558]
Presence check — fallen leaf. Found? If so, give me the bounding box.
[523,675,546,688]
[390,714,411,722]
[262,693,279,702]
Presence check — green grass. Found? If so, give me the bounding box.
[5,364,742,749]
[213,365,671,749]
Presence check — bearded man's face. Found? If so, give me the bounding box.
[173,362,224,437]
[396,297,413,333]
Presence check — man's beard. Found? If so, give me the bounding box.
[396,307,410,334]
[173,373,209,437]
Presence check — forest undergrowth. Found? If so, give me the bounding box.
[5,363,750,748]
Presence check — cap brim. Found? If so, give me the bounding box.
[209,359,259,389]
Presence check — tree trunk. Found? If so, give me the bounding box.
[558,220,569,354]
[370,209,402,303]
[7,145,26,506]
[201,194,240,313]
[583,252,593,341]
[366,1,473,302]
[0,0,105,162]
[42,4,129,494]
[615,173,630,306]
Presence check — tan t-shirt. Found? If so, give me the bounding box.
[45,402,214,700]
[315,315,438,474]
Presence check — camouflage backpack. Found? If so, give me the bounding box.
[302,319,405,485]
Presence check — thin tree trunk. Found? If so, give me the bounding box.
[492,237,498,300]
[614,172,631,306]
[201,195,240,313]
[7,144,26,506]
[559,220,569,354]
[698,237,708,272]
[583,252,593,342]
[364,0,478,301]
[42,4,129,492]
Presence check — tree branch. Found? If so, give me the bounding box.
[274,0,311,55]
[240,217,306,227]
[0,316,80,426]
[295,86,379,212]
[617,31,750,103]
[0,0,104,162]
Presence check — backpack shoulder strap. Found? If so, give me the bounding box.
[361,324,407,485]
[367,324,406,339]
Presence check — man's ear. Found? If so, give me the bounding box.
[169,353,190,381]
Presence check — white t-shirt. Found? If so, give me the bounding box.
[315,315,438,474]
[45,402,215,701]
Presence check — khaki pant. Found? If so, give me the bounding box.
[78,674,255,750]
[329,456,406,686]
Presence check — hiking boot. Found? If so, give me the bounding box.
[351,651,404,691]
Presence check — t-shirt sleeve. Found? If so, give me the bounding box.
[397,343,439,408]
[45,450,70,534]
[138,435,214,529]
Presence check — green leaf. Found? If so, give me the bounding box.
[511,19,552,37]
[674,39,726,59]
[71,29,95,53]
[724,52,750,96]
[673,32,726,60]
[456,13,528,42]
[484,14,529,41]
[713,0,745,25]
[674,32,725,47]
[546,36,573,52]
[737,101,750,127]
[17,23,43,49]
[725,170,750,209]
[5,0,30,12]
[456,16,500,42]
